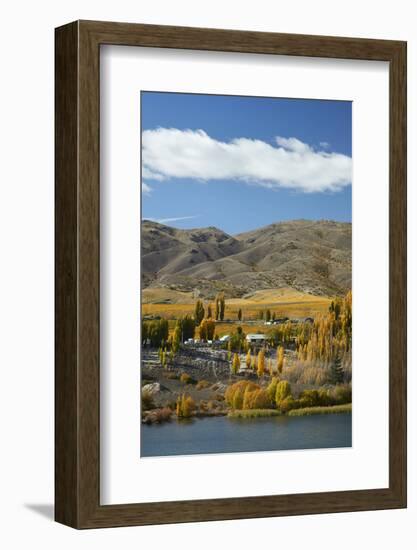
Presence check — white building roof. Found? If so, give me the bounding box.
[246,333,266,341]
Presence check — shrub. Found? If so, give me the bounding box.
[163,371,178,380]
[196,379,211,390]
[278,396,299,413]
[176,394,195,418]
[296,388,335,408]
[331,384,352,404]
[180,372,193,384]
[275,380,292,406]
[141,390,154,411]
[153,407,172,422]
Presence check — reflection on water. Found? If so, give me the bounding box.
[141,413,352,457]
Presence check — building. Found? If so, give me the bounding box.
[219,334,230,343]
[246,333,267,345]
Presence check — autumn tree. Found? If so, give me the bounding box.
[257,349,265,377]
[219,292,225,321]
[265,309,271,322]
[275,380,292,406]
[199,318,215,341]
[214,292,225,321]
[267,377,279,402]
[207,303,213,318]
[277,345,284,373]
[172,324,181,353]
[232,353,240,375]
[238,308,242,321]
[194,299,205,326]
[161,349,167,369]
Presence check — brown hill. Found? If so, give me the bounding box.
[141,219,351,298]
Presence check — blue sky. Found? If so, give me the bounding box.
[141,92,352,235]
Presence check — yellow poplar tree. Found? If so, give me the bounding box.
[257,349,265,377]
[277,345,284,373]
[232,353,240,375]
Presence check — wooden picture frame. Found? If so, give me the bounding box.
[55,20,407,529]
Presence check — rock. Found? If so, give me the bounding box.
[142,382,161,396]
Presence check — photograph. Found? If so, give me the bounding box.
[140,91,352,457]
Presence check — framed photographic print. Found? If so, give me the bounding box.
[55,20,407,528]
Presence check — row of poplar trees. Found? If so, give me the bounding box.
[295,291,352,368]
[194,292,226,324]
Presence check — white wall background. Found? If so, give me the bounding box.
[0,0,415,547]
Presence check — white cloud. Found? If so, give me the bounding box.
[142,181,152,195]
[142,128,351,193]
[145,215,198,224]
[319,141,330,149]
[275,136,311,154]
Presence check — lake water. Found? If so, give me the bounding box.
[141,413,352,457]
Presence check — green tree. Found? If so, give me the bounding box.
[219,292,225,321]
[265,309,271,322]
[143,319,169,348]
[238,308,242,321]
[330,352,344,384]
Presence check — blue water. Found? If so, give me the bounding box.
[141,413,352,457]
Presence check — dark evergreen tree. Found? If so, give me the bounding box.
[194,299,205,326]
[330,353,344,384]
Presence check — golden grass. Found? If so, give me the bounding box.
[228,409,282,418]
[142,286,331,322]
[142,287,194,304]
[288,403,352,416]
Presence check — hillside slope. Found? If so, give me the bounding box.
[142,219,351,298]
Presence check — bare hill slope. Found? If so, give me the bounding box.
[142,219,351,298]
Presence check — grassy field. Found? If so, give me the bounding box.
[142,287,331,324]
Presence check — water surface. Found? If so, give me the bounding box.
[141,413,352,457]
